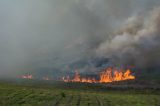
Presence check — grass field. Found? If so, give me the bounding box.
[0,80,160,106]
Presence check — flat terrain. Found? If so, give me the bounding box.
[0,80,160,106]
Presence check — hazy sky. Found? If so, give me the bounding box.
[0,0,160,77]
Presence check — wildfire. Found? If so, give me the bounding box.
[43,76,51,81]
[62,68,135,83]
[20,74,33,79]
[99,68,135,83]
[62,71,97,83]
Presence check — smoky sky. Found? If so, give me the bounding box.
[0,0,160,77]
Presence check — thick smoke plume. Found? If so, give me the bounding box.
[96,7,160,69]
[0,0,160,78]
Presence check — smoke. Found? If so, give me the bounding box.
[96,6,160,69]
[0,0,160,78]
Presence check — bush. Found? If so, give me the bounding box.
[60,92,66,98]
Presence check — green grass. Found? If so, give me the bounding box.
[0,82,159,106]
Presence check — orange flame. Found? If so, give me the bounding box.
[62,70,97,83]
[62,68,135,83]
[43,76,51,81]
[20,74,33,79]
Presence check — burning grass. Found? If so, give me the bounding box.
[19,74,33,79]
[62,67,135,83]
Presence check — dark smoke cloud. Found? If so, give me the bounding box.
[0,0,160,77]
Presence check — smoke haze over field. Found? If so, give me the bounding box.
[96,7,160,69]
[0,0,160,77]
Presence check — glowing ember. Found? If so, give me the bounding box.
[62,68,135,83]
[20,74,33,79]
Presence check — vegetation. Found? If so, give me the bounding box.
[0,81,160,106]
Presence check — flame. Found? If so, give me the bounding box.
[62,68,135,83]
[43,76,51,81]
[99,68,135,83]
[63,71,97,83]
[20,74,33,79]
